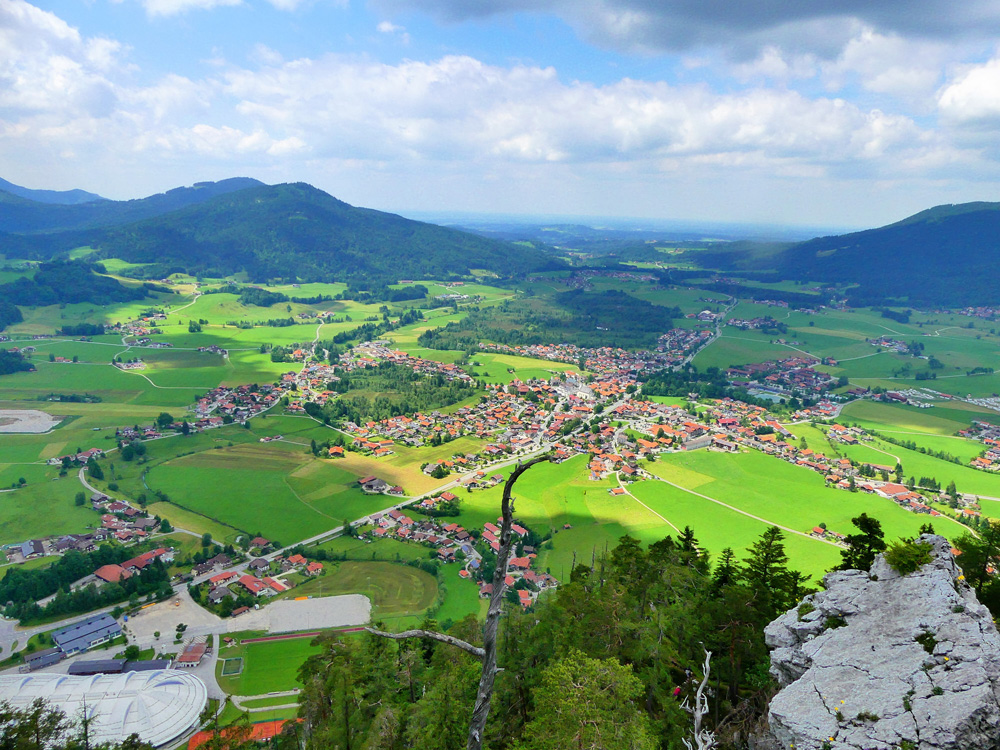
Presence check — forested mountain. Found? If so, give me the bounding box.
[0,177,263,233]
[0,177,104,205]
[3,183,562,285]
[771,201,1000,305]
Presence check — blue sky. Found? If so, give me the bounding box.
[5,0,1000,227]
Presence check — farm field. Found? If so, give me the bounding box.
[640,449,951,574]
[147,444,379,544]
[693,333,794,370]
[840,400,982,435]
[0,480,97,545]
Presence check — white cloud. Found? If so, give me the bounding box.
[250,44,284,66]
[0,0,123,118]
[938,57,1000,126]
[215,53,935,175]
[3,0,1000,223]
[821,30,949,103]
[141,0,241,17]
[376,19,410,43]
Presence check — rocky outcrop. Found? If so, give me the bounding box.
[765,535,1000,750]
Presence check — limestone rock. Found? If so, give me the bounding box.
[764,535,1000,750]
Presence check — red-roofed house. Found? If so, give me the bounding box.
[238,575,273,597]
[95,564,130,583]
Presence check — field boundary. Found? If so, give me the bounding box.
[243,631,322,644]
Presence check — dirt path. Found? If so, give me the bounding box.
[615,474,681,533]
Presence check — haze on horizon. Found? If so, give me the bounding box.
[5,0,1000,228]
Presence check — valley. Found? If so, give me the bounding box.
[3,182,1000,737]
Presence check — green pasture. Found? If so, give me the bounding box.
[147,443,379,544]
[840,400,980,435]
[693,333,794,369]
[643,450,949,569]
[0,480,98,545]
[7,295,179,335]
[316,535,433,562]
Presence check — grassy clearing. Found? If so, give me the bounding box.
[312,537,484,624]
[147,445,363,544]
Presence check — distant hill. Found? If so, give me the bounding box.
[0,177,104,205]
[0,177,264,234]
[772,201,1000,306]
[0,261,160,309]
[4,182,562,285]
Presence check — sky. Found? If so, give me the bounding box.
[4,0,1000,228]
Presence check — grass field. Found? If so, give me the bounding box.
[641,450,943,574]
[311,536,484,623]
[290,562,438,619]
[0,480,98,545]
[217,635,322,695]
[148,444,380,544]
[238,695,298,709]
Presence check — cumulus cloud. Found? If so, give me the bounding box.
[3,0,997,216]
[938,57,1000,126]
[0,0,123,118]
[216,53,938,177]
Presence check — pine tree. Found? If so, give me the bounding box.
[839,513,886,571]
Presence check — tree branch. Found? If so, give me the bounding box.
[681,648,716,750]
[363,628,485,659]
[364,453,553,750]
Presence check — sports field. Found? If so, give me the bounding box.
[216,633,323,695]
[288,561,438,619]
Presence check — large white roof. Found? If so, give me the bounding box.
[0,669,207,747]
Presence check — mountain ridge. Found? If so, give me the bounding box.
[2,181,563,285]
[0,177,104,206]
[0,177,265,234]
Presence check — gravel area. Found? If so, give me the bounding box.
[0,410,62,434]
[232,596,371,633]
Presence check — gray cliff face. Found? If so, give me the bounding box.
[764,535,1000,750]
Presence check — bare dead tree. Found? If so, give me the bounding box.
[681,648,717,750]
[366,453,552,750]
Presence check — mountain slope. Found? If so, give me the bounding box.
[6,182,562,284]
[0,177,104,205]
[0,177,264,234]
[774,201,1000,306]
